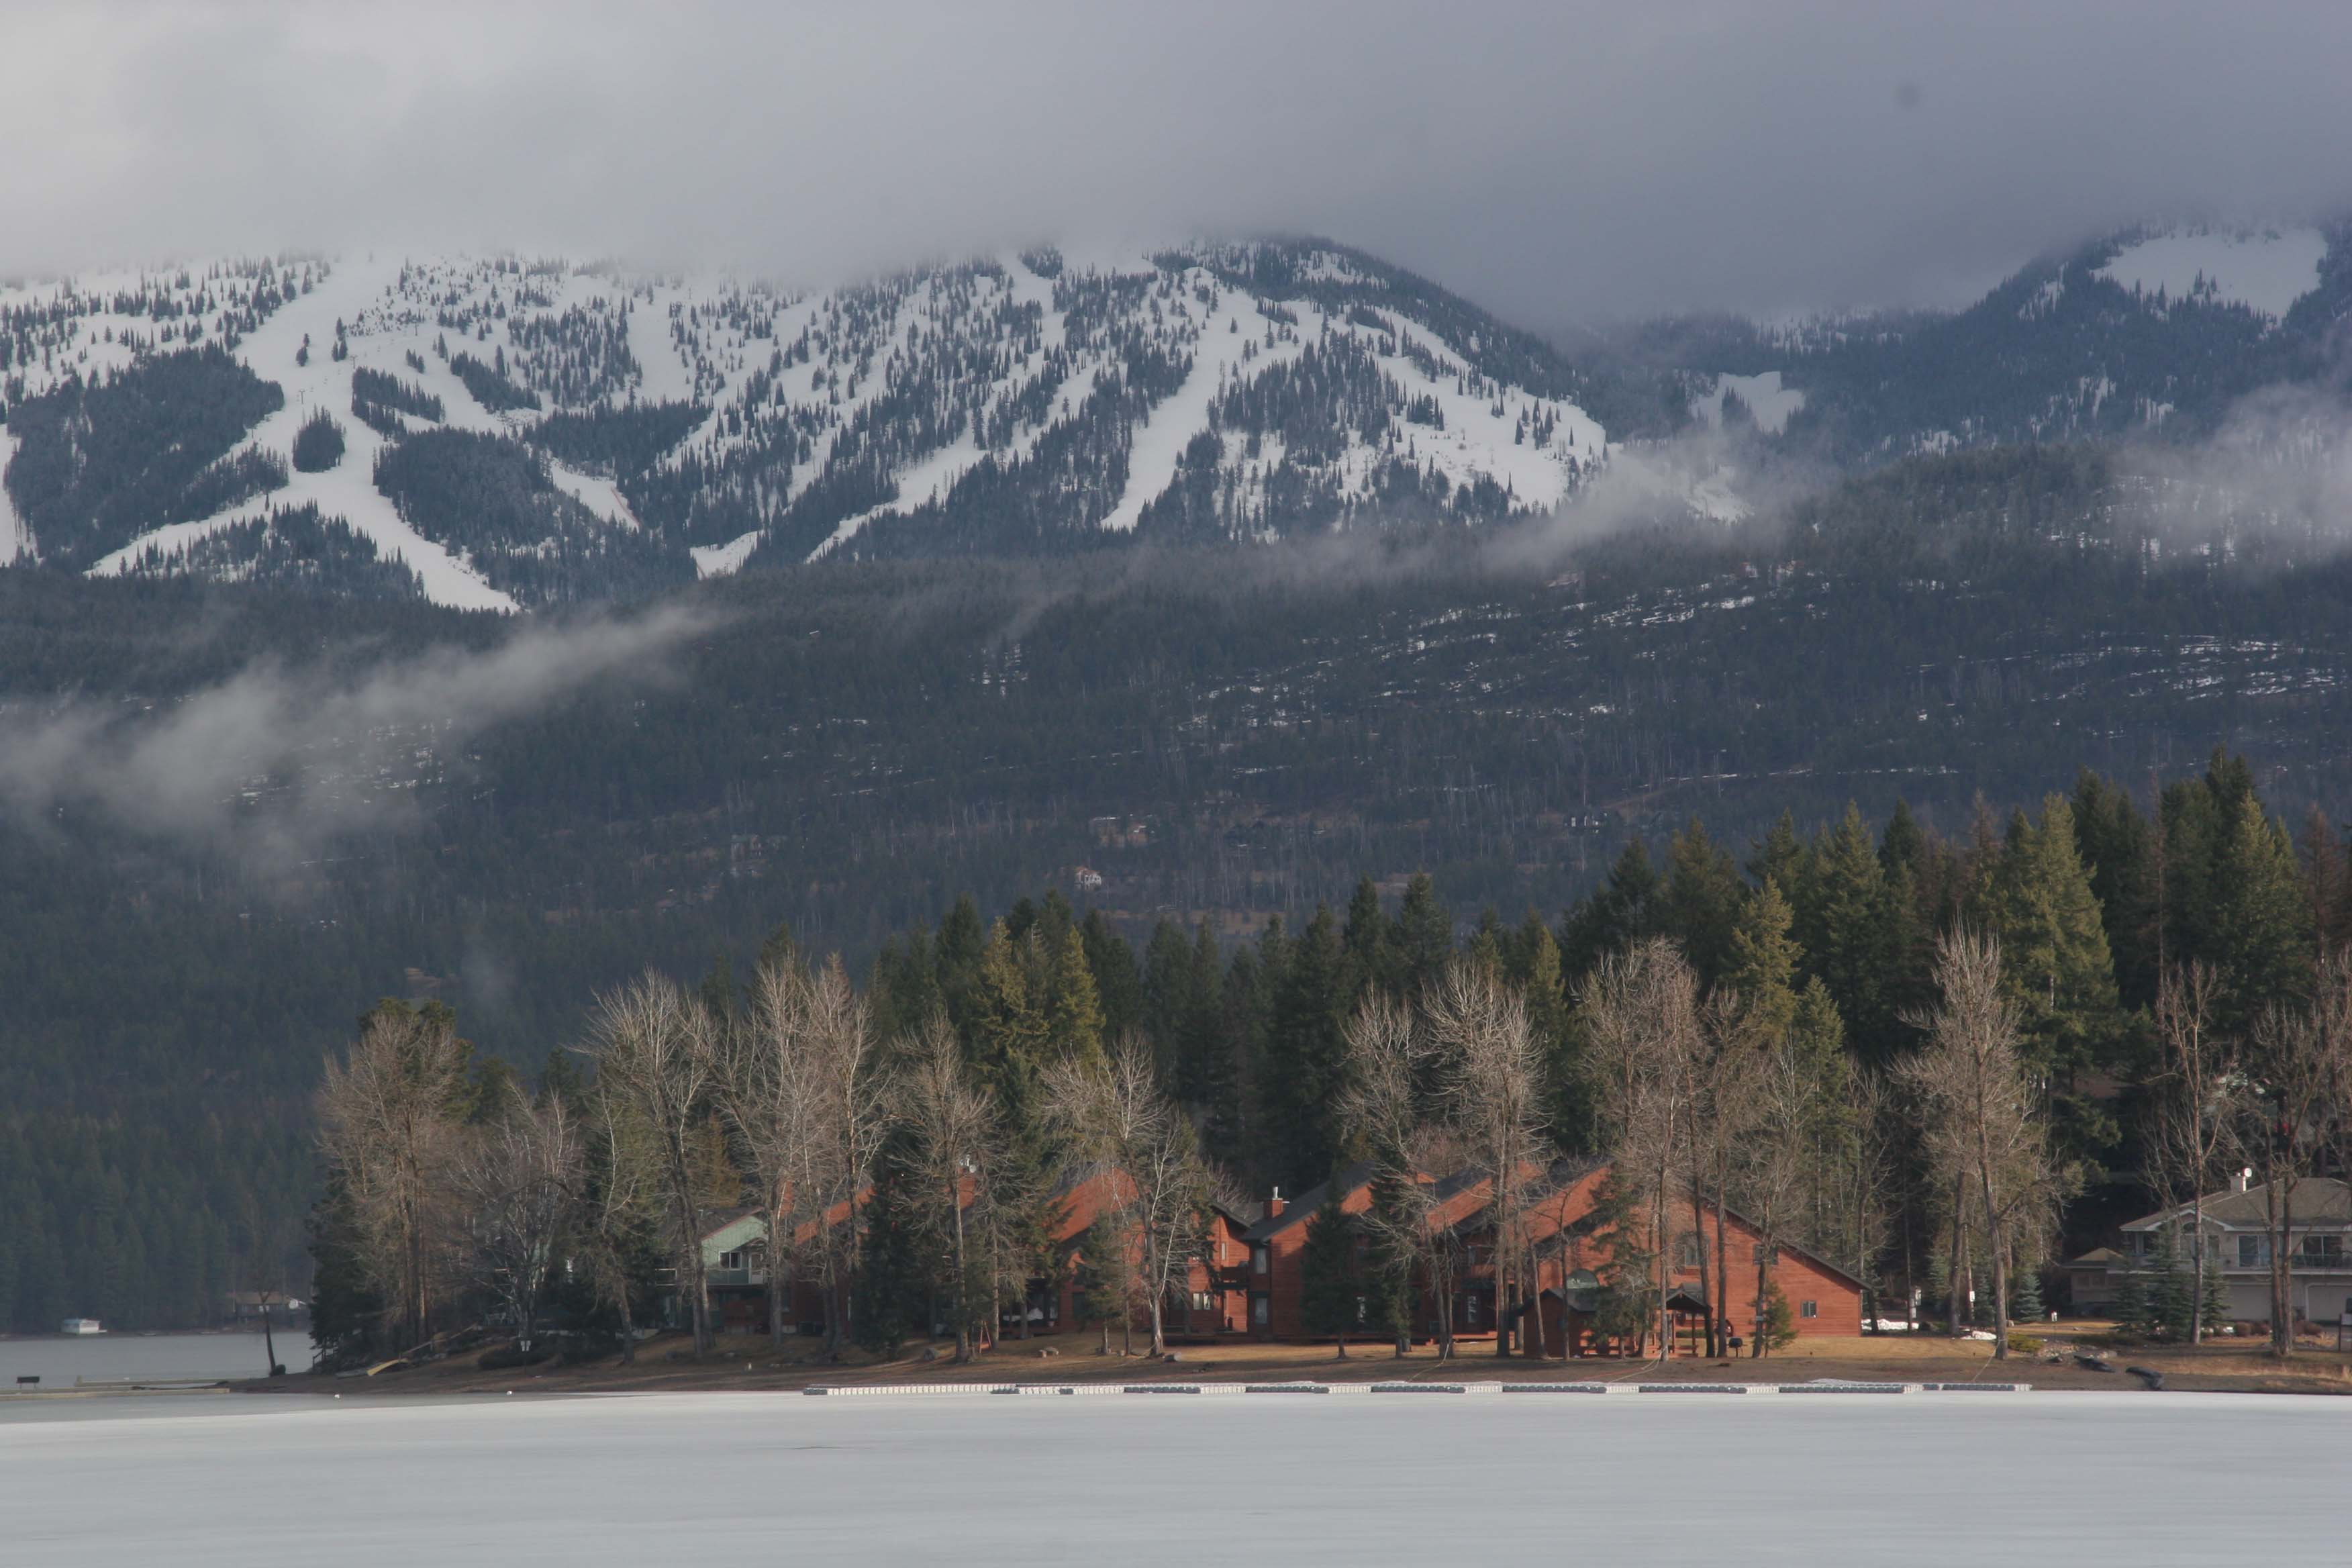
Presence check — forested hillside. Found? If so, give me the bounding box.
[5,442,2352,1330]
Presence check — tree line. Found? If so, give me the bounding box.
[309,746,2352,1367]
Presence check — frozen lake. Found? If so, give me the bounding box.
[0,1331,307,1387]
[3,1391,2345,1564]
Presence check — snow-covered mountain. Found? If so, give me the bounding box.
[0,241,1627,609]
[1637,222,2352,462]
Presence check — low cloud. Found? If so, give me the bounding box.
[0,604,712,864]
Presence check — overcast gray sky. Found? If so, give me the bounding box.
[5,1,2347,327]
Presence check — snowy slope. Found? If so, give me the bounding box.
[4,238,1626,598]
[2094,227,2326,319]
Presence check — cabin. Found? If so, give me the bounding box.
[1238,1159,1865,1353]
[1001,1166,1261,1342]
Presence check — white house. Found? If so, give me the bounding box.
[2069,1176,2352,1326]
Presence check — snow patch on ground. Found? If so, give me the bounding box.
[1692,371,1806,436]
[89,254,519,611]
[1098,286,1314,533]
[0,426,26,561]
[548,462,640,530]
[2095,228,2327,319]
[691,530,763,578]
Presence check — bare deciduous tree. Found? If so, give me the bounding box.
[1336,993,1462,1358]
[452,1083,585,1353]
[1426,961,1552,1357]
[2149,961,2237,1345]
[1044,1034,1216,1358]
[582,973,721,1357]
[317,1002,471,1351]
[897,1016,1001,1362]
[714,955,884,1353]
[1900,930,2059,1362]
[1576,937,1703,1359]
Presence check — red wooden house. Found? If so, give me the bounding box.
[1240,1159,1865,1353]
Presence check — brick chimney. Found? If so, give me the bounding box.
[1267,1185,1285,1220]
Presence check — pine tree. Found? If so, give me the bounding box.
[2151,1231,2194,1340]
[1747,810,1807,893]
[1560,839,1659,977]
[1341,876,1393,1000]
[1075,1214,1128,1355]
[1988,795,2123,1088]
[1079,910,1141,1042]
[1661,818,1746,985]
[1798,804,1900,1061]
[2110,1270,2151,1339]
[2010,1265,2043,1326]
[1042,924,1107,1070]
[1391,874,1453,998]
[1727,876,1802,1042]
[1261,906,1351,1191]
[971,920,1047,1116]
[2209,791,2312,1032]
[1299,1199,1361,1357]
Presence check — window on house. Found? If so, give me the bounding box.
[718,1250,744,1271]
[2299,1236,2345,1265]
[1677,1235,1701,1269]
[2240,1236,2267,1268]
[1251,1294,1269,1326]
[1253,1245,1270,1276]
[1800,1300,1818,1320]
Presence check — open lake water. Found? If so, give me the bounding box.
[2,1389,2344,1564]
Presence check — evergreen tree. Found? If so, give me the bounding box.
[1340,876,1393,1000]
[1079,910,1142,1042]
[1391,874,1453,998]
[1798,804,1900,1061]
[1661,818,1746,986]
[1987,795,2126,1159]
[1042,924,1107,1069]
[2010,1265,2043,1326]
[1560,838,1659,977]
[2071,769,2161,1009]
[1727,876,1802,1042]
[2208,791,2312,1032]
[1298,1199,1362,1357]
[1261,905,1350,1191]
[1747,810,1807,893]
[1075,1214,1128,1355]
[971,920,1047,1116]
[2110,1270,2151,1338]
[852,1135,926,1357]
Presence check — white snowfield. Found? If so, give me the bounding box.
[2094,226,2327,320]
[2,242,1616,600]
[1692,370,1806,436]
[4,1391,2347,1565]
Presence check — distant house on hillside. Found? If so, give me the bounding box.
[2066,1175,2352,1326]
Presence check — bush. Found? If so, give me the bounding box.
[291,409,346,472]
[2008,1334,2044,1356]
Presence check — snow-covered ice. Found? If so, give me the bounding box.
[5,1391,2346,1565]
[2095,227,2326,319]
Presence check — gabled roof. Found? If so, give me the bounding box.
[2122,1178,2352,1232]
[2116,1185,2352,1232]
[1241,1162,1375,1242]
